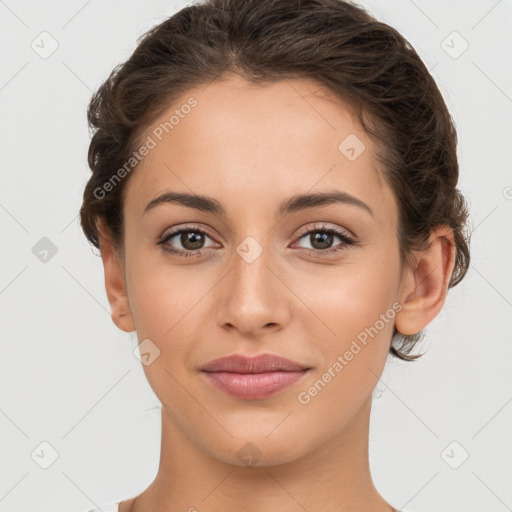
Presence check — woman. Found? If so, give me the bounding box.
[80,0,471,510]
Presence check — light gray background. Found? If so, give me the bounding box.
[1,1,511,511]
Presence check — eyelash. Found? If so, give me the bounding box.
[156,223,357,258]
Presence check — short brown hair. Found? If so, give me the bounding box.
[80,0,472,361]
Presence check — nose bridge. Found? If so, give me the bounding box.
[232,234,276,302]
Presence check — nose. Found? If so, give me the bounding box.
[216,240,291,337]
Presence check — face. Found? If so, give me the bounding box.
[105,75,407,466]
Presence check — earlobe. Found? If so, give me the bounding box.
[395,226,456,336]
[97,218,136,333]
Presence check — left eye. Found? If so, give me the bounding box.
[292,225,356,254]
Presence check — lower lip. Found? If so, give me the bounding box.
[202,370,310,400]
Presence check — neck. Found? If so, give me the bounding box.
[125,395,395,512]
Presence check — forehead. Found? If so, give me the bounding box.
[123,75,396,226]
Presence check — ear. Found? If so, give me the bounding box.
[395,225,457,336]
[97,218,135,333]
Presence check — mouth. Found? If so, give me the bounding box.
[200,353,312,400]
[201,369,311,400]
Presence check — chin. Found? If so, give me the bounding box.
[203,429,310,468]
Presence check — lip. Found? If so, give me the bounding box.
[200,353,311,400]
[200,353,310,373]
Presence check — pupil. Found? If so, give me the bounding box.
[182,231,204,250]
[312,232,332,250]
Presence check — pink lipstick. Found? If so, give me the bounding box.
[200,353,311,400]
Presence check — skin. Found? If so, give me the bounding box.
[97,75,456,512]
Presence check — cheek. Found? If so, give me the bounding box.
[124,257,206,403]
[294,247,400,395]
[293,268,398,433]
[124,252,218,393]
[125,247,209,339]
[295,249,399,340]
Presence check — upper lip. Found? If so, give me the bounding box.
[200,353,310,373]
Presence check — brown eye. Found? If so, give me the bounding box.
[157,226,218,256]
[294,224,357,256]
[307,231,335,250]
[178,231,206,250]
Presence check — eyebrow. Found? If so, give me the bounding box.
[143,190,374,219]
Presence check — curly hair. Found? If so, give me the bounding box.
[79,0,472,361]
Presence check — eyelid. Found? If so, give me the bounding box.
[159,222,352,243]
[159,223,217,242]
[294,222,354,239]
